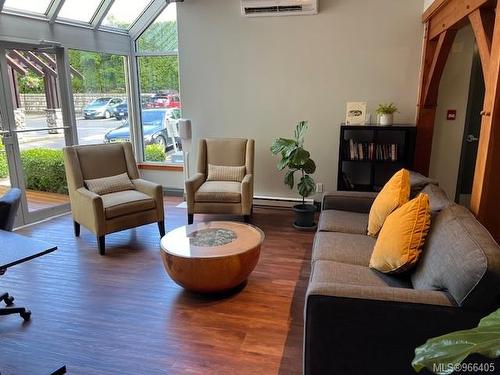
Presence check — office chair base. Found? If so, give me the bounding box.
[1,292,14,306]
[0,306,31,321]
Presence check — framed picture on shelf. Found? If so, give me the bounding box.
[345,102,367,125]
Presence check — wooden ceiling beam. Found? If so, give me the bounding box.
[26,52,58,76]
[428,0,491,40]
[469,7,495,75]
[9,50,44,77]
[5,55,28,75]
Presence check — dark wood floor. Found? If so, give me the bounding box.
[0,197,314,375]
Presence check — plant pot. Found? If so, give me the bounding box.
[293,204,317,230]
[379,113,393,126]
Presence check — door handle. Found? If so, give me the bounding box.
[466,134,479,143]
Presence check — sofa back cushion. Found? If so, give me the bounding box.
[412,204,500,309]
[409,171,439,197]
[421,184,451,213]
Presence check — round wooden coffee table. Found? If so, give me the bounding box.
[160,221,265,293]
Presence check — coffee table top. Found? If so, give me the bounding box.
[160,221,264,259]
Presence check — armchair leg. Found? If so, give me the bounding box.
[244,215,251,223]
[158,221,165,237]
[188,214,194,225]
[97,236,105,256]
[74,221,80,237]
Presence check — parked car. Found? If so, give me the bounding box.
[103,108,182,150]
[143,94,181,109]
[83,97,123,119]
[112,102,128,120]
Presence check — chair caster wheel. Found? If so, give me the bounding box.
[4,295,14,306]
[20,310,31,321]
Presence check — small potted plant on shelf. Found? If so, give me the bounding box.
[376,102,398,126]
[271,121,317,230]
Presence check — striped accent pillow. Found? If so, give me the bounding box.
[206,164,246,182]
[85,172,135,195]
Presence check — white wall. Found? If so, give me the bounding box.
[177,0,424,198]
[424,0,435,11]
[429,26,475,199]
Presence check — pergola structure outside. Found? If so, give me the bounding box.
[416,0,500,242]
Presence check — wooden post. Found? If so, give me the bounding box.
[470,0,500,242]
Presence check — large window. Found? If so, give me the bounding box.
[3,0,52,14]
[102,0,152,29]
[68,50,130,147]
[57,0,102,23]
[136,3,181,164]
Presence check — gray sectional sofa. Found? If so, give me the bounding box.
[304,173,500,375]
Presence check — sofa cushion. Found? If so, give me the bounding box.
[207,164,246,182]
[101,190,156,219]
[368,169,410,236]
[370,194,431,274]
[195,181,241,203]
[85,172,134,195]
[318,210,368,234]
[312,232,375,266]
[412,204,500,308]
[311,260,412,290]
[409,170,439,197]
[421,183,451,213]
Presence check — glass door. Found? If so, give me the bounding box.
[0,43,73,225]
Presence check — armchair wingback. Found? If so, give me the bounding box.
[63,143,165,255]
[185,138,254,223]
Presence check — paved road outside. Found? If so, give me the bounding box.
[19,115,126,150]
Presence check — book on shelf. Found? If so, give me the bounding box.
[345,139,399,161]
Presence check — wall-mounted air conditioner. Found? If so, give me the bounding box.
[241,0,318,17]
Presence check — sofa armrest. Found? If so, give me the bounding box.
[132,179,164,220]
[241,174,253,215]
[73,188,105,234]
[307,281,454,307]
[304,290,481,375]
[185,173,206,213]
[322,191,377,213]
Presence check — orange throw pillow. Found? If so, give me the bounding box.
[367,169,410,236]
[369,193,431,274]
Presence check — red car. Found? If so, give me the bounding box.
[144,94,181,109]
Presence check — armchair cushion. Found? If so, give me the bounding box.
[207,164,245,182]
[85,172,134,195]
[101,190,156,219]
[195,181,241,203]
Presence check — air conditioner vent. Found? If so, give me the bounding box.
[241,0,317,17]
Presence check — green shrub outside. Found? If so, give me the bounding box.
[145,144,166,162]
[0,144,8,179]
[20,148,68,194]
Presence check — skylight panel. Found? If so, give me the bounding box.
[57,0,103,23]
[101,0,152,29]
[3,0,52,14]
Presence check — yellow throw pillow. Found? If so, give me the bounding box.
[369,193,431,274]
[367,169,410,236]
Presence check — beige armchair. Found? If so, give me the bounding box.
[185,138,254,224]
[63,143,165,255]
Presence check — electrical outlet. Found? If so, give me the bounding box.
[316,183,323,193]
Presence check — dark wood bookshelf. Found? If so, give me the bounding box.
[337,124,416,192]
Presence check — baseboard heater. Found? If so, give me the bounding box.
[253,195,315,208]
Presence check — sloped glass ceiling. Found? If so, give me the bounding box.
[4,0,52,14]
[137,3,177,53]
[57,0,103,22]
[102,0,152,29]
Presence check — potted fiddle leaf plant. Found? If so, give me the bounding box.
[412,308,500,374]
[376,102,398,126]
[271,121,317,229]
